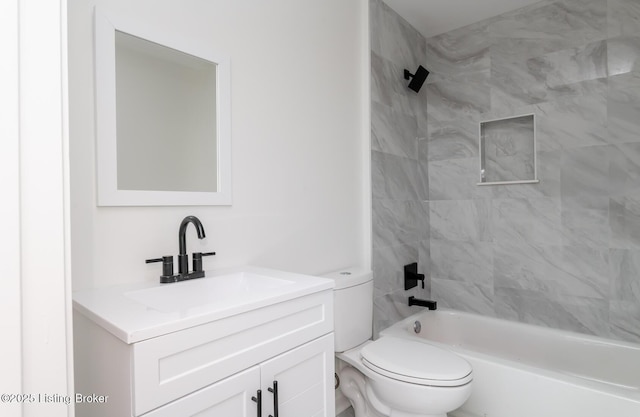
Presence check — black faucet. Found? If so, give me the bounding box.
[146,215,215,283]
[178,215,206,274]
[408,296,437,310]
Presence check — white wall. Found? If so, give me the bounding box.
[69,0,370,290]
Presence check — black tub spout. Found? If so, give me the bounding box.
[408,296,437,310]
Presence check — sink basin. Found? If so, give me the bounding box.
[125,272,294,313]
[72,266,334,343]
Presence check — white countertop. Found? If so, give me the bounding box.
[72,266,334,344]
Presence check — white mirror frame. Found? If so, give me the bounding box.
[94,8,232,206]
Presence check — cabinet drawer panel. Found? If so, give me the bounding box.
[133,291,332,416]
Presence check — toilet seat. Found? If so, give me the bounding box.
[360,337,472,387]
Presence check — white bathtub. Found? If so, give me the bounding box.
[380,309,640,417]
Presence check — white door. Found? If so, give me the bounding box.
[260,334,335,417]
[7,1,73,417]
[145,366,261,417]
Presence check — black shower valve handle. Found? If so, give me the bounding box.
[404,262,425,290]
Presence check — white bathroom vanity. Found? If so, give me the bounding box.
[73,266,335,417]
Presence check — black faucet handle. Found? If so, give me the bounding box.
[146,255,175,278]
[192,251,216,272]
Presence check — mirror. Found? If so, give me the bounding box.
[95,8,231,206]
[478,114,539,186]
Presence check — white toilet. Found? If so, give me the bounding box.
[323,268,473,417]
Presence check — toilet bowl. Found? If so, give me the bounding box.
[323,268,473,417]
[338,338,472,417]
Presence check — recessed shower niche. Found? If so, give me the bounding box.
[478,114,539,185]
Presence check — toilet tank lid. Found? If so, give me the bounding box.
[321,267,372,290]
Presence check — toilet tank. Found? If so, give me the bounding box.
[322,267,373,352]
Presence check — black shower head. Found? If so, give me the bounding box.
[404,65,429,93]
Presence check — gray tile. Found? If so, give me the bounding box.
[369,0,426,66]
[429,239,493,286]
[371,101,418,160]
[560,145,611,210]
[431,278,495,316]
[495,287,610,337]
[608,0,640,38]
[608,143,640,198]
[426,72,491,123]
[489,55,548,110]
[560,245,611,298]
[372,198,422,249]
[490,151,561,199]
[491,61,607,112]
[427,118,478,162]
[430,199,492,242]
[417,139,429,200]
[491,198,562,245]
[488,0,607,48]
[494,242,609,299]
[371,51,394,108]
[609,196,640,249]
[428,157,492,201]
[527,40,607,88]
[607,72,640,144]
[608,36,640,76]
[609,300,640,343]
[418,238,431,286]
[372,150,420,200]
[417,201,430,241]
[610,194,640,249]
[426,22,491,81]
[535,93,608,152]
[561,206,610,248]
[610,248,640,302]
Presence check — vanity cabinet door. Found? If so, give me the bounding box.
[144,366,260,417]
[260,334,335,417]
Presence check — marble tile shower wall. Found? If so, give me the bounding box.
[426,0,640,343]
[370,0,431,335]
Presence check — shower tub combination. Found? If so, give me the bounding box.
[381,309,640,417]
